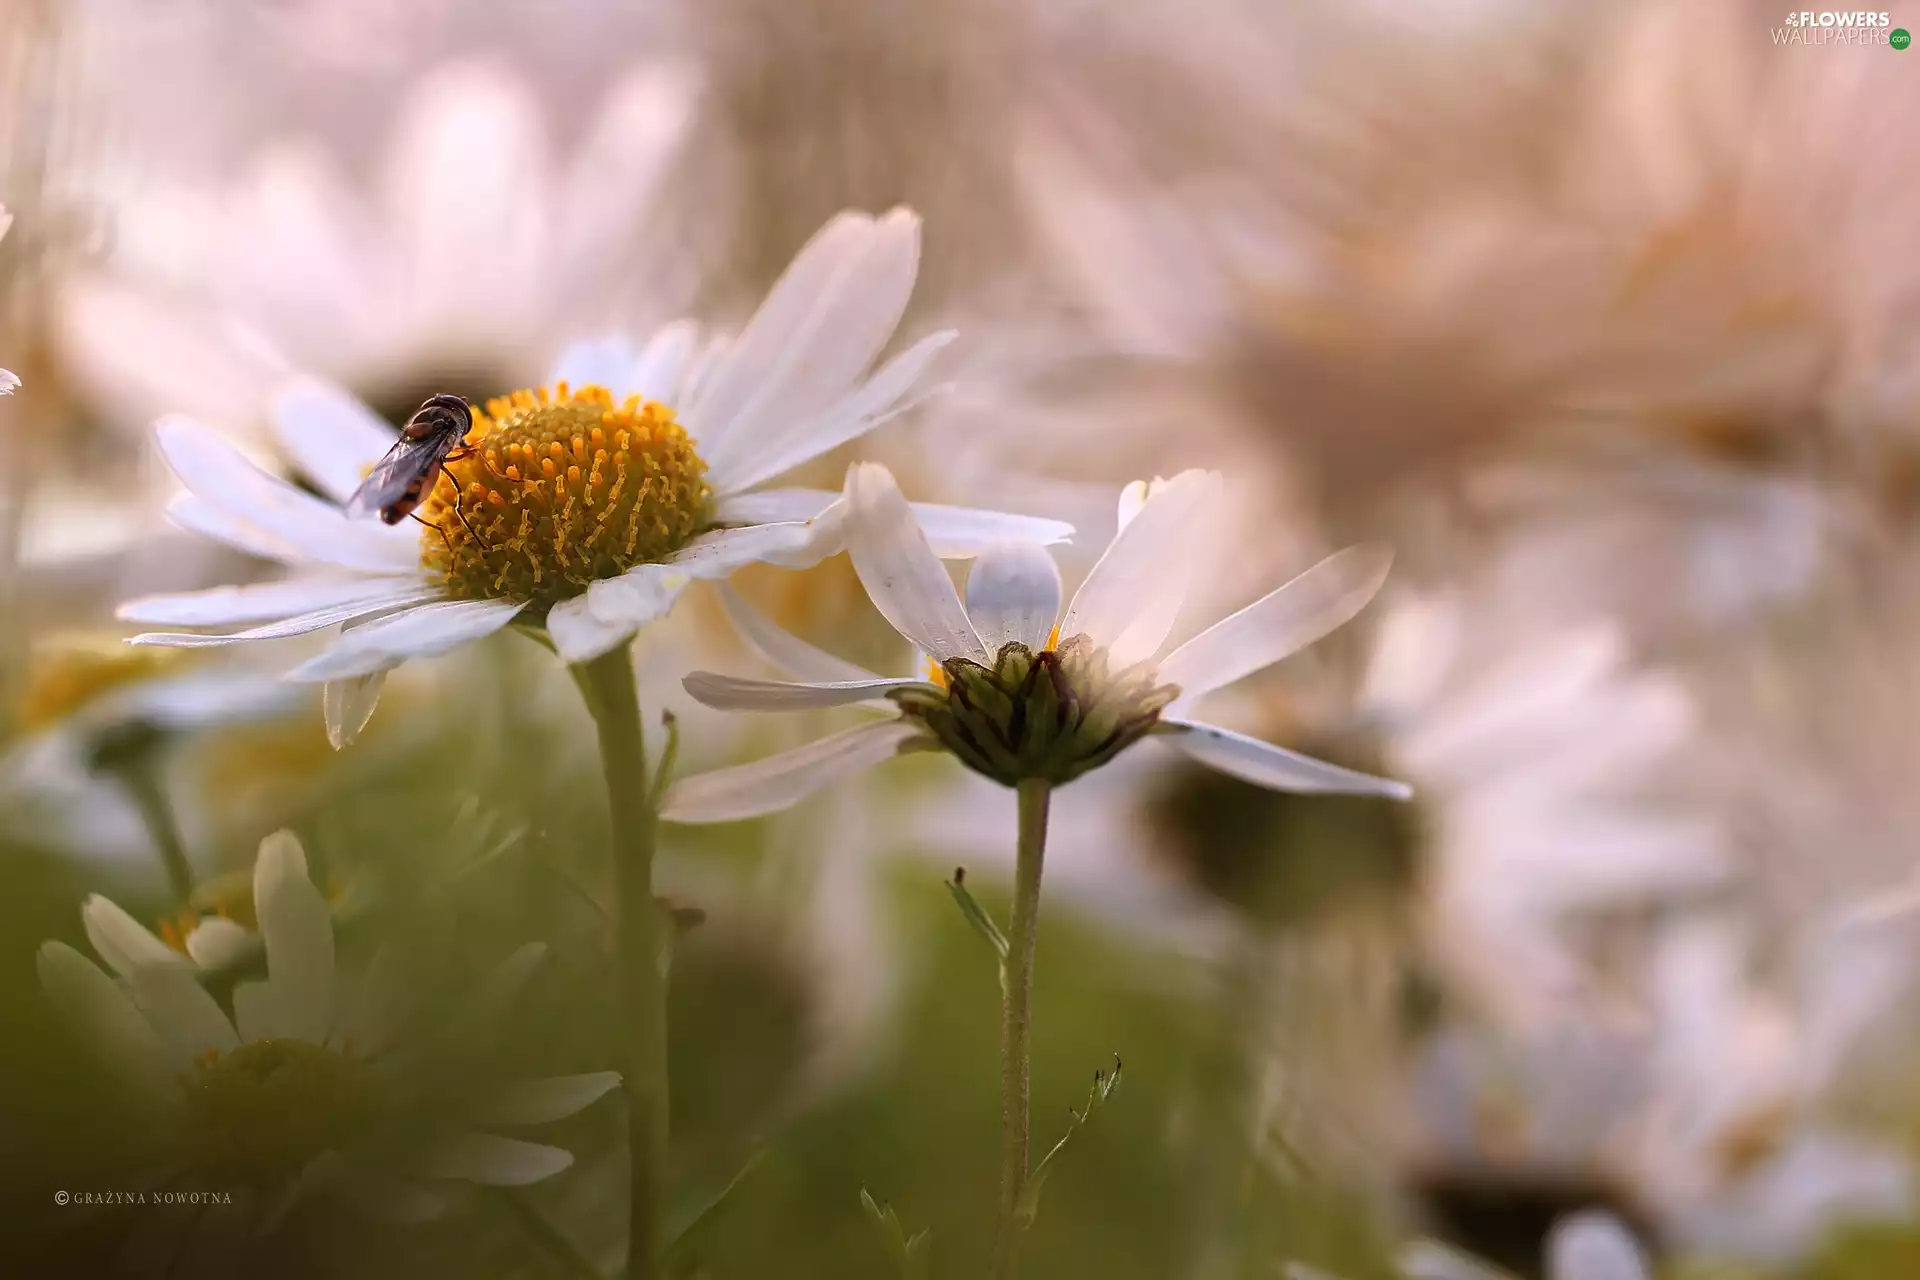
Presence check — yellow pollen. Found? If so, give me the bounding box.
[418,383,712,608]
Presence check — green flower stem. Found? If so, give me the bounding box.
[993,778,1052,1278]
[491,1187,605,1280]
[570,646,669,1280]
[112,754,194,905]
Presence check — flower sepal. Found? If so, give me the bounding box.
[891,635,1179,788]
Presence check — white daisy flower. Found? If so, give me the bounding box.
[60,60,702,436]
[38,830,618,1228]
[663,463,1407,822]
[1359,593,1732,1024]
[0,640,300,886]
[114,209,1071,743]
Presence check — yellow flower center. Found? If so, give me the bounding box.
[16,642,188,732]
[184,1038,372,1186]
[419,383,713,608]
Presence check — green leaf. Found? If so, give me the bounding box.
[661,1146,771,1276]
[1014,1055,1122,1227]
[859,1187,931,1279]
[945,868,1010,966]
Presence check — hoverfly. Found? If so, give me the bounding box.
[345,393,486,545]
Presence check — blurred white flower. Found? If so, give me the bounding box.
[1620,912,1916,1262]
[1397,1210,1651,1280]
[0,203,16,393]
[113,210,1066,744]
[38,831,619,1245]
[1360,593,1730,1023]
[0,641,300,885]
[665,464,1406,822]
[1406,898,1918,1271]
[59,59,706,437]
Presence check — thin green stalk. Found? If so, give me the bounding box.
[112,755,194,904]
[992,778,1052,1278]
[569,647,668,1280]
[491,1187,605,1280]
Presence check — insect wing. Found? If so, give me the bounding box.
[345,434,448,519]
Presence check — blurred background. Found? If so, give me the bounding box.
[5,0,1920,1274]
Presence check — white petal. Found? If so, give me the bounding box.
[692,209,916,466]
[909,501,1075,558]
[717,488,1075,559]
[81,895,185,977]
[167,493,304,562]
[683,671,924,711]
[1547,1213,1650,1280]
[383,65,545,332]
[326,1163,449,1224]
[323,671,387,749]
[1399,1240,1509,1280]
[662,718,923,824]
[1158,544,1393,709]
[253,830,334,1044]
[844,464,987,664]
[966,543,1062,653]
[549,334,638,395]
[712,488,839,525]
[710,328,954,494]
[409,1132,574,1186]
[1061,470,1221,668]
[118,574,428,627]
[282,598,525,681]
[127,965,239,1065]
[270,379,401,505]
[232,979,284,1042]
[128,584,443,648]
[666,518,838,575]
[0,367,18,394]
[468,1072,623,1126]
[184,918,254,970]
[547,592,645,665]
[717,585,880,683]
[629,320,702,405]
[1157,719,1413,799]
[37,942,175,1105]
[154,416,418,574]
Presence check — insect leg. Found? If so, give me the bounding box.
[408,511,456,556]
[447,443,512,483]
[447,500,491,550]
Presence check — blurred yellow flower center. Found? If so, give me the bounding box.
[419,383,712,608]
[16,644,186,732]
[185,1038,371,1186]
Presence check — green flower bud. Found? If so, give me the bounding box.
[890,635,1180,787]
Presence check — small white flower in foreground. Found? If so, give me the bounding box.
[663,463,1407,822]
[38,831,616,1228]
[114,209,1070,744]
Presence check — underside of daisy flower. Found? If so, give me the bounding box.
[420,383,713,609]
[891,635,1180,787]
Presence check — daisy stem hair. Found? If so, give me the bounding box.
[993,778,1052,1278]
[570,646,669,1280]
